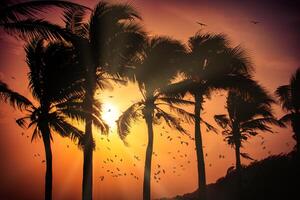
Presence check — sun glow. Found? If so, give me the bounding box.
[102,102,120,128]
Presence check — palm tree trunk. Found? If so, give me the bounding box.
[143,105,154,200]
[235,144,242,175]
[82,95,93,200]
[41,126,52,200]
[194,93,207,200]
[82,67,96,200]
[233,128,242,199]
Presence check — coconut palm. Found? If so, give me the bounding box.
[214,89,283,178]
[275,68,300,155]
[0,0,89,40]
[116,36,206,200]
[0,39,88,200]
[58,2,145,199]
[163,32,258,200]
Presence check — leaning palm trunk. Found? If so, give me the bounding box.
[194,93,207,200]
[41,125,53,200]
[143,103,154,200]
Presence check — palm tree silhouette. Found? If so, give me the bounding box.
[0,0,89,40]
[214,89,283,185]
[117,36,189,200]
[164,32,257,200]
[0,39,87,200]
[58,2,145,199]
[276,68,300,156]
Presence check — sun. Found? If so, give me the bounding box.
[102,102,120,128]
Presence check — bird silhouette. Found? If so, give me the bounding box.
[196,21,207,27]
[134,155,140,161]
[250,20,260,24]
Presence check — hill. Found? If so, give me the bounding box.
[160,153,300,200]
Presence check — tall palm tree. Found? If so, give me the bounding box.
[117,36,193,200]
[275,68,300,155]
[214,89,283,179]
[164,32,257,200]
[0,39,88,200]
[58,2,145,199]
[0,0,89,40]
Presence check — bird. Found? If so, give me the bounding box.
[250,20,260,24]
[196,21,207,27]
[134,155,140,161]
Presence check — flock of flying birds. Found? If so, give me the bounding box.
[21,121,291,184]
[19,91,291,184]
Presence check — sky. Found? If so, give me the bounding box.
[0,0,299,199]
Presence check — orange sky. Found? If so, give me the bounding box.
[0,0,299,199]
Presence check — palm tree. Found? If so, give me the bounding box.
[0,0,89,40]
[0,39,87,200]
[58,2,145,199]
[275,68,300,155]
[117,36,192,200]
[214,89,283,179]
[164,32,257,200]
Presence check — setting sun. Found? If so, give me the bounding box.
[102,102,120,128]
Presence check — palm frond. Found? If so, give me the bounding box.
[31,125,41,142]
[117,102,143,143]
[214,114,230,129]
[275,84,292,111]
[62,7,86,35]
[2,19,69,41]
[161,104,194,124]
[49,115,84,144]
[0,80,33,110]
[241,117,284,133]
[160,79,195,98]
[96,77,114,91]
[188,32,229,54]
[157,97,194,106]
[155,107,187,135]
[92,114,109,135]
[240,152,255,161]
[0,0,89,23]
[279,113,293,123]
[16,116,29,128]
[201,117,218,133]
